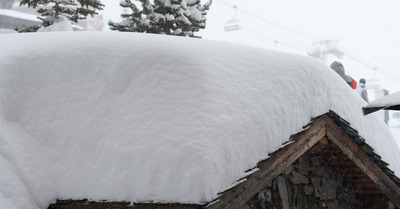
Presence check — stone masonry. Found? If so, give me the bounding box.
[240,153,359,209]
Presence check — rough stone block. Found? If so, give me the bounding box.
[292,171,309,184]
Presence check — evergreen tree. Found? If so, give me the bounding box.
[18,0,104,32]
[184,0,211,37]
[109,0,212,38]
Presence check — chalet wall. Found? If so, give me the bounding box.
[240,153,360,209]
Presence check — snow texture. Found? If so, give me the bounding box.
[0,32,399,209]
[365,91,400,108]
[37,16,74,32]
[0,29,17,34]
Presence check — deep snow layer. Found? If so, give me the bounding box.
[0,32,399,209]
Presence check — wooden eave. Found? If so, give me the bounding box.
[207,111,400,209]
[363,104,400,115]
[48,200,203,209]
[48,111,400,209]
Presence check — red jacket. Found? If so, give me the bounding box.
[351,78,357,89]
[347,78,357,89]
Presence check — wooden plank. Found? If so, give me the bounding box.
[49,200,201,209]
[206,116,328,209]
[309,137,329,154]
[363,104,400,115]
[49,205,197,209]
[325,118,400,208]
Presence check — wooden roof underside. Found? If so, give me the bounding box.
[48,111,400,209]
[363,104,400,115]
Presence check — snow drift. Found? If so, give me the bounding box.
[0,32,399,209]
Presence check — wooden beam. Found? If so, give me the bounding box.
[206,116,327,209]
[309,137,329,154]
[363,104,400,115]
[48,200,202,209]
[325,118,400,208]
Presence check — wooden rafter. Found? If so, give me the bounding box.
[362,104,400,115]
[325,118,400,208]
[206,116,328,209]
[48,200,202,209]
[207,114,400,209]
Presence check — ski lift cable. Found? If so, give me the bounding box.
[240,26,276,42]
[340,48,400,83]
[372,67,400,83]
[342,50,376,69]
[342,49,400,82]
[346,56,400,84]
[339,48,376,69]
[372,68,400,84]
[212,1,400,84]
[215,0,398,78]
[214,0,320,42]
[209,12,275,41]
[208,12,309,54]
[382,72,400,83]
[215,0,397,74]
[242,26,309,54]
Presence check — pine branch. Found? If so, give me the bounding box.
[110,0,212,38]
[19,0,104,30]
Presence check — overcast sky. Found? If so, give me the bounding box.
[100,0,400,93]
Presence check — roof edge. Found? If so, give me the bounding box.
[47,111,400,209]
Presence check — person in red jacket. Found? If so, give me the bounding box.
[350,78,357,89]
[330,61,357,89]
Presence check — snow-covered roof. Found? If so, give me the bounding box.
[0,29,17,34]
[0,9,41,22]
[363,91,400,115]
[0,32,399,209]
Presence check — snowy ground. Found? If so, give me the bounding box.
[0,32,399,209]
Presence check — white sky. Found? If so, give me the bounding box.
[100,0,400,93]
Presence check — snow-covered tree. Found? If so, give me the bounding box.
[17,0,104,32]
[109,0,212,38]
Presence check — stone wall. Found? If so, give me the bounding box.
[240,153,360,209]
